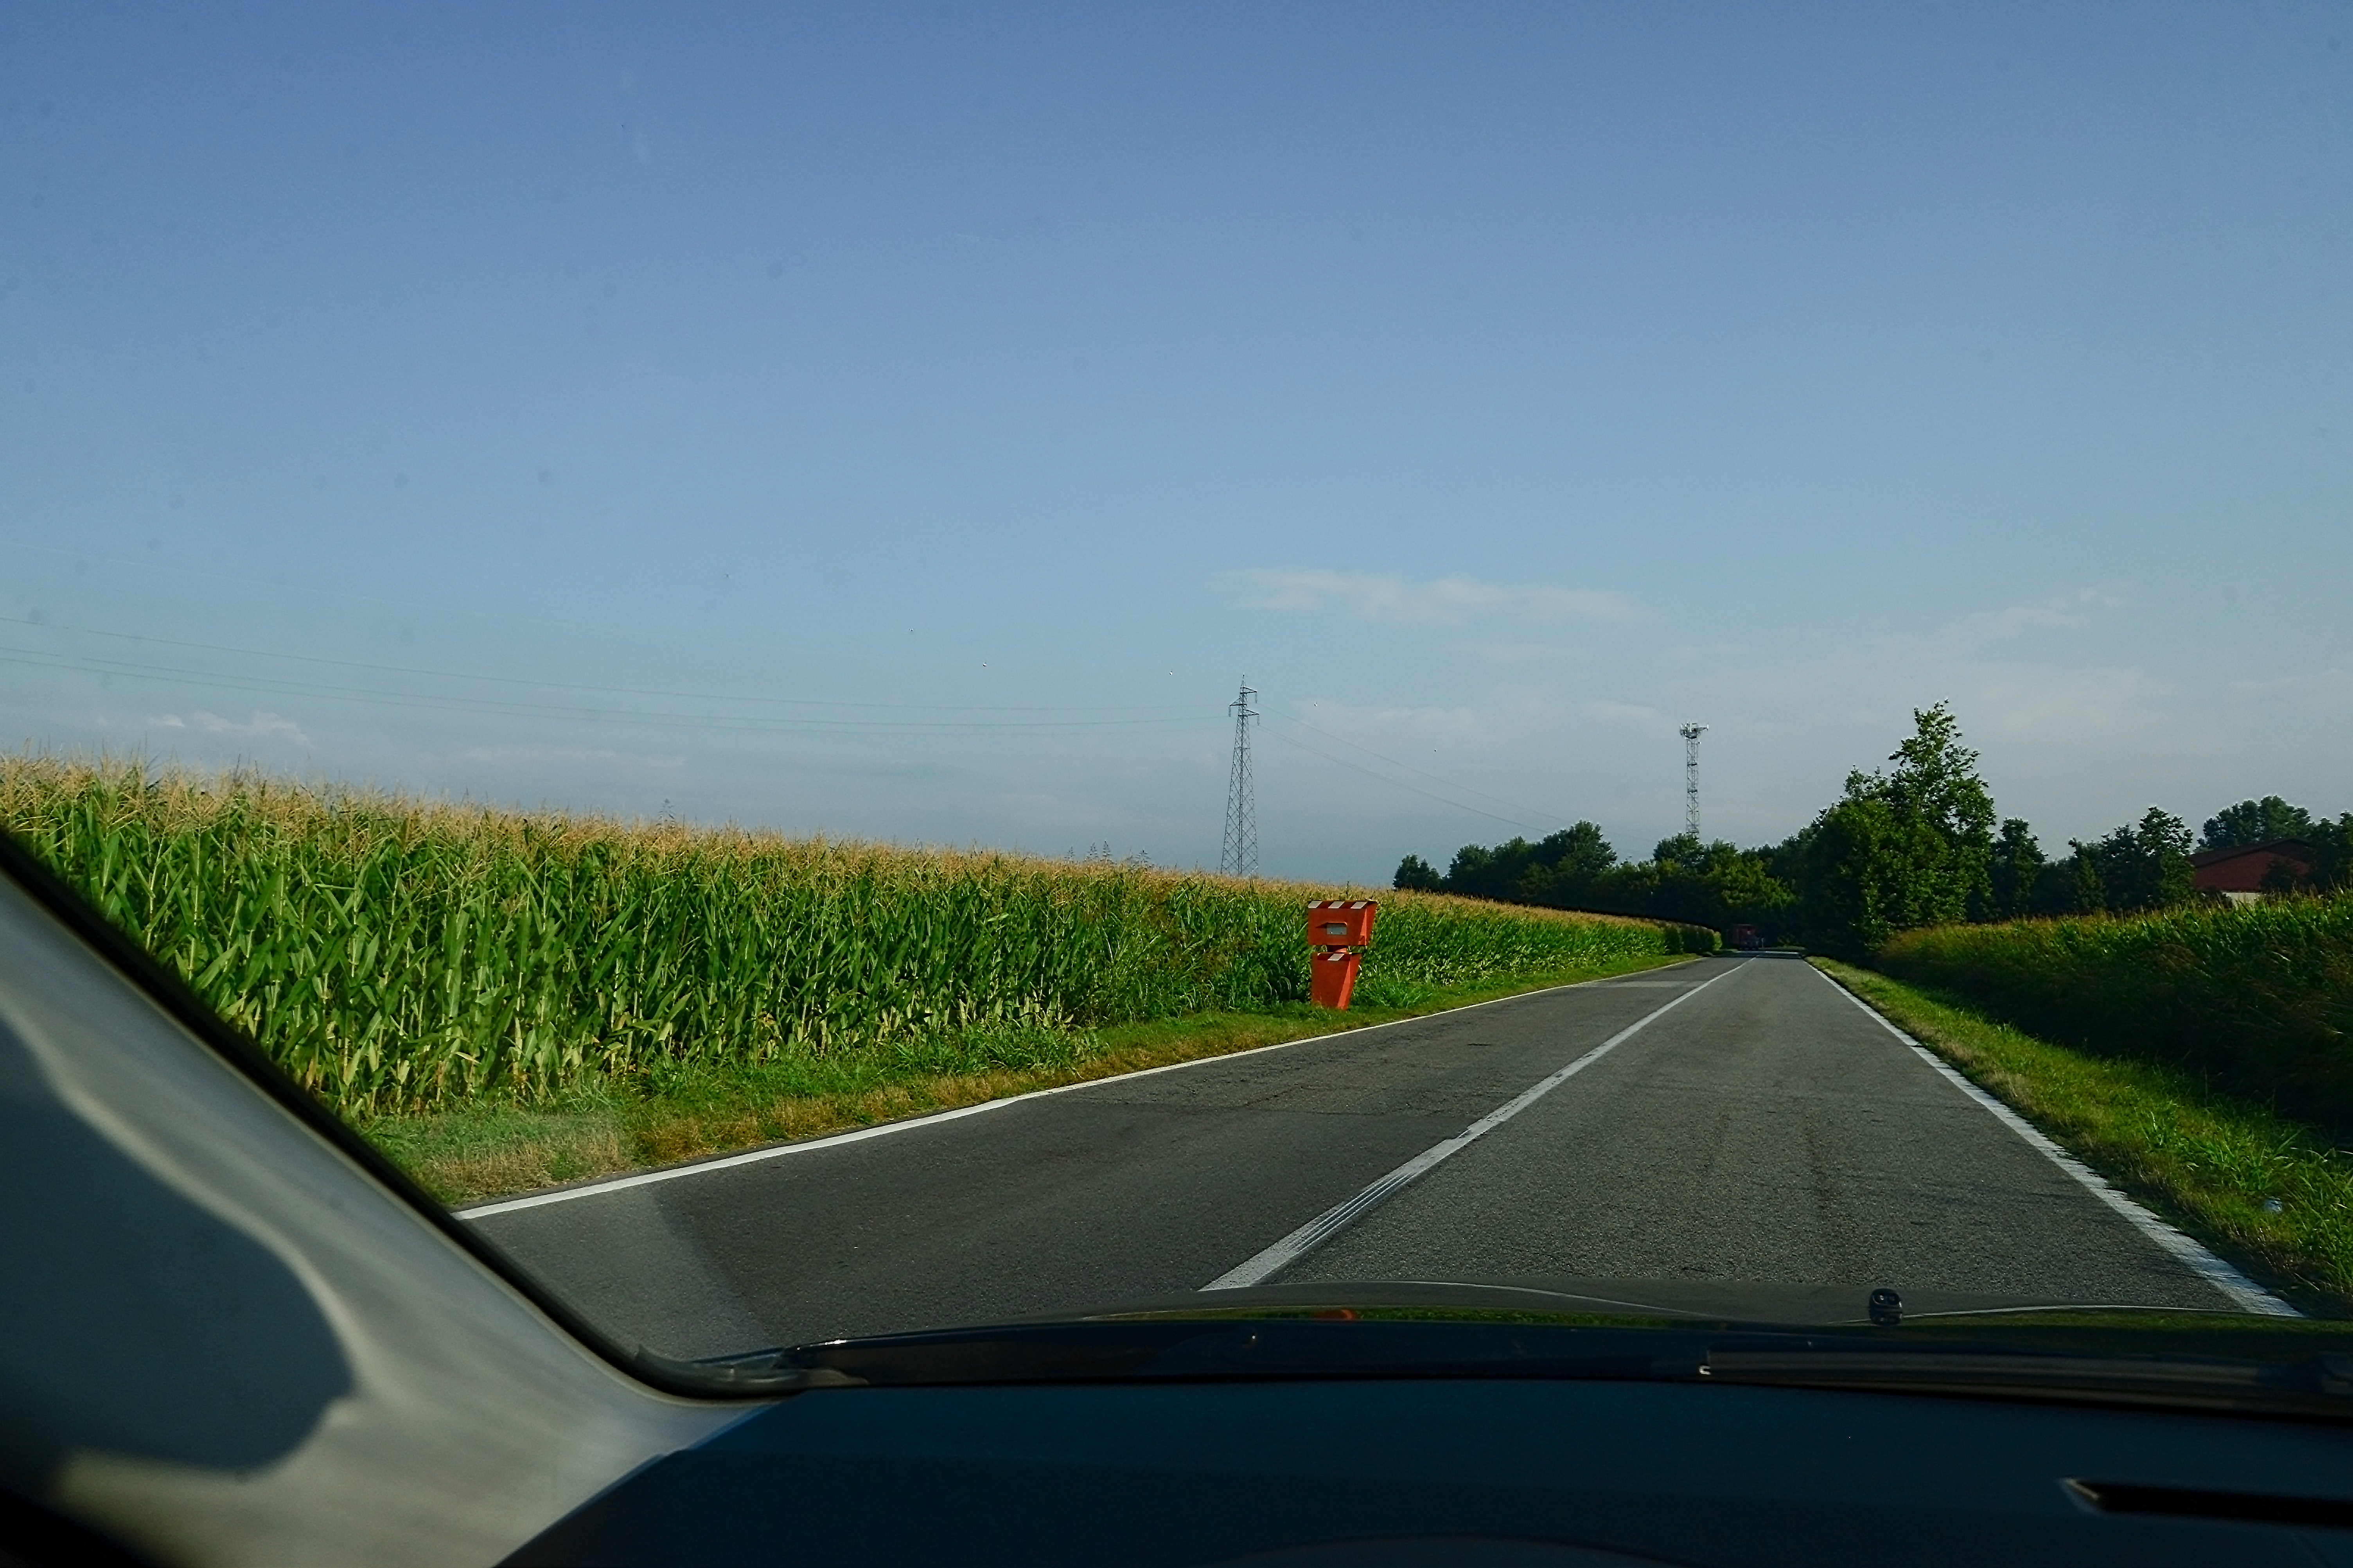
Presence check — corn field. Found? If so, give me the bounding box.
[2,757,1710,1116]
[1876,897,2353,1130]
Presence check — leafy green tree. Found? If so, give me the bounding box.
[1651,832,1703,865]
[1760,827,1813,892]
[2200,797,2315,850]
[1685,847,1797,931]
[1514,823,1617,905]
[1882,703,1999,890]
[1438,825,1618,904]
[2057,845,2106,915]
[2106,807,2195,911]
[1583,836,1793,934]
[2308,815,2353,893]
[1795,793,1902,950]
[1407,822,1791,939]
[1392,854,1442,892]
[1987,818,2044,920]
[1543,822,1618,882]
[2042,808,2197,915]
[1442,841,1510,899]
[1791,703,1997,954]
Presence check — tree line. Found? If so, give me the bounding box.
[1393,703,2353,956]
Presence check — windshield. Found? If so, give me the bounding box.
[5,7,2349,1383]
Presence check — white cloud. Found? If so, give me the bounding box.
[1958,664,2174,736]
[996,792,1063,811]
[1920,587,2123,657]
[1230,569,1632,623]
[1475,642,1580,663]
[145,710,313,745]
[1586,700,1663,725]
[1811,591,2165,740]
[2229,666,2353,702]
[1297,699,1485,737]
[1693,602,2168,750]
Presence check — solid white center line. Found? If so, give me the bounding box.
[1201,961,1744,1291]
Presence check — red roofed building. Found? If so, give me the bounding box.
[2191,839,2314,905]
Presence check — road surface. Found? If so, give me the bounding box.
[465,954,2272,1360]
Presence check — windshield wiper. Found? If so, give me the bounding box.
[1699,1345,2353,1417]
[689,1314,2353,1420]
[713,1317,1710,1391]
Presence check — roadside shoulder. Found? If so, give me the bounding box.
[1813,956,2348,1317]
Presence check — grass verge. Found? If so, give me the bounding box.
[1815,957,2353,1313]
[374,953,1695,1207]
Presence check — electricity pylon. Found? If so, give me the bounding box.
[1679,723,1707,840]
[1220,681,1259,877]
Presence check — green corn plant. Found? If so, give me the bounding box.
[1878,897,2353,1130]
[2,756,1705,1117]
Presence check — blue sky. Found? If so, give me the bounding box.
[5,3,2349,881]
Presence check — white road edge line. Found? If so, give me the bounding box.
[1811,964,2297,1319]
[455,957,1711,1220]
[1200,962,1744,1292]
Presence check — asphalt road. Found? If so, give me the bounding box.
[466,954,2262,1360]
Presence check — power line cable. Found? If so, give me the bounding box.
[0,537,631,639]
[0,647,1222,736]
[1266,706,1571,827]
[0,539,1109,676]
[1261,726,1547,832]
[0,614,1204,715]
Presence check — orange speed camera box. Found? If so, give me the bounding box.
[1306,899,1377,948]
[1310,949,1361,1010]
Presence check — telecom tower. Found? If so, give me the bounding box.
[1220,680,1259,878]
[1679,723,1707,840]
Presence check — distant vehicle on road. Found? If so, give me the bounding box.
[1729,924,1762,949]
